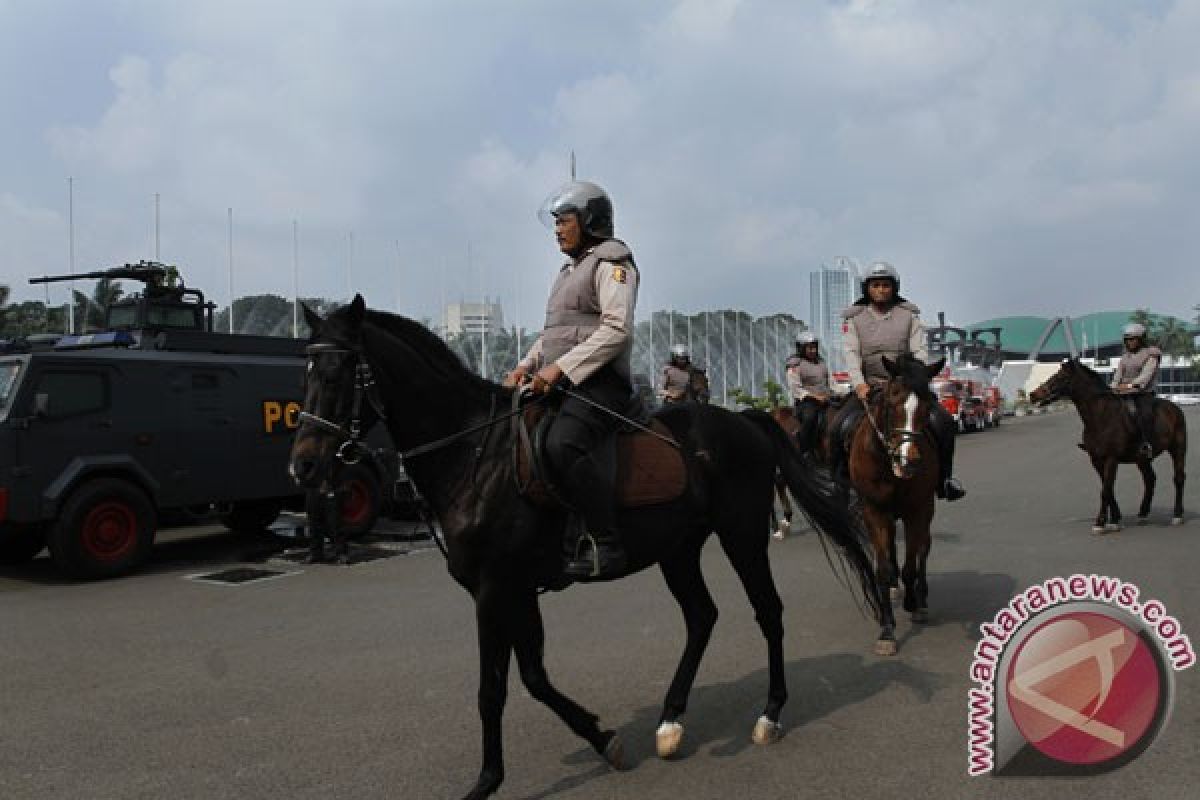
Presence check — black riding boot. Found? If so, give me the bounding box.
[562,441,627,579]
[929,408,966,501]
[1135,395,1155,458]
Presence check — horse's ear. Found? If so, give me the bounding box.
[926,357,946,379]
[301,302,323,335]
[347,294,366,329]
[882,356,897,376]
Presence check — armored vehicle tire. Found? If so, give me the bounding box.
[336,463,382,539]
[220,499,285,534]
[0,523,48,566]
[49,478,156,579]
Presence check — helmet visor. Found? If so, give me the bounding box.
[537,182,583,230]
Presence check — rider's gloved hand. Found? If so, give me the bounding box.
[530,363,565,396]
[855,383,871,401]
[503,366,530,389]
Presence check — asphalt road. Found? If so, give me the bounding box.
[2,406,1198,800]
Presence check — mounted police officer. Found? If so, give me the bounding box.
[786,331,832,453]
[831,261,966,501]
[660,344,709,405]
[503,180,638,578]
[1112,322,1161,458]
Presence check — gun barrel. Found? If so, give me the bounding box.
[29,265,167,285]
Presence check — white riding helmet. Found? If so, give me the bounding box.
[861,261,900,297]
[1122,322,1147,339]
[796,331,818,347]
[670,343,689,360]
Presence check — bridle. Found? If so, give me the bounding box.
[297,342,389,467]
[861,379,929,470]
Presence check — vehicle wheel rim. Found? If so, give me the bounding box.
[340,480,371,527]
[81,501,138,561]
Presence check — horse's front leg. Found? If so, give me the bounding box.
[1102,458,1122,532]
[901,504,933,623]
[464,585,514,800]
[510,587,623,767]
[864,506,897,655]
[1089,455,1109,533]
[1136,459,1156,521]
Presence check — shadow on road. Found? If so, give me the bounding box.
[896,569,1018,650]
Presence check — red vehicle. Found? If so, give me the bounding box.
[933,378,986,432]
[980,386,1005,427]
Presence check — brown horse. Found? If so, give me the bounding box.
[1030,359,1187,532]
[828,355,945,656]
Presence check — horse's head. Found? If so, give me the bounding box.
[289,294,381,489]
[1029,358,1076,406]
[880,354,944,479]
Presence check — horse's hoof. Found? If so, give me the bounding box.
[1105,523,1122,533]
[655,722,684,759]
[1091,526,1106,535]
[602,733,626,771]
[874,639,898,657]
[751,715,783,746]
[889,586,900,601]
[1137,515,1150,525]
[911,608,929,624]
[772,530,785,541]
[1171,517,1184,526]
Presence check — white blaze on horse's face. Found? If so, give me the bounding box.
[895,390,920,476]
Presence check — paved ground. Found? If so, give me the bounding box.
[2,407,1198,800]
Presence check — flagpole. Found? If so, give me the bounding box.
[227,207,234,333]
[292,220,300,338]
[68,177,75,334]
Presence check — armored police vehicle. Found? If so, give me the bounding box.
[0,262,387,578]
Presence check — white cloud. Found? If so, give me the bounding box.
[3,0,1199,328]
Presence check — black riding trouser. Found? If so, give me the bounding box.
[794,397,823,454]
[1123,393,1156,446]
[544,367,631,535]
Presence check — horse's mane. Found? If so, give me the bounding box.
[1070,359,1111,393]
[893,353,937,402]
[344,307,505,399]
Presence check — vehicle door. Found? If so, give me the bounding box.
[168,365,236,503]
[18,363,119,516]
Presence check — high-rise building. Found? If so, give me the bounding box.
[443,300,504,337]
[809,258,858,372]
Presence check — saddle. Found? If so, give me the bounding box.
[514,398,687,508]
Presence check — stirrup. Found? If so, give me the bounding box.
[564,532,626,578]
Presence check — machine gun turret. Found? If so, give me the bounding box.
[30,261,215,332]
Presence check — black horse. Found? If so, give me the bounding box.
[1031,358,1187,531]
[290,297,879,800]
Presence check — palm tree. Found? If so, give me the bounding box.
[72,278,125,332]
[1157,318,1195,358]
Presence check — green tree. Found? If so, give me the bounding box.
[72,277,125,332]
[1157,317,1195,358]
[730,379,786,411]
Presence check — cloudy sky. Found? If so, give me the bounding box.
[2,0,1197,329]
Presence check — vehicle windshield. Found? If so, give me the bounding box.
[0,360,24,418]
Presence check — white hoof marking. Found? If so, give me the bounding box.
[874,639,898,657]
[752,715,782,746]
[1171,517,1184,526]
[656,722,684,759]
[1105,523,1122,532]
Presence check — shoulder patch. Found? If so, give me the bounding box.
[611,265,628,284]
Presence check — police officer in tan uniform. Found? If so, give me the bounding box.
[1112,322,1161,458]
[831,261,965,501]
[786,331,832,452]
[660,344,709,404]
[503,180,638,578]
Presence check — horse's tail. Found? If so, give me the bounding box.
[741,409,882,622]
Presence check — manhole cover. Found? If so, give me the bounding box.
[187,567,296,585]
